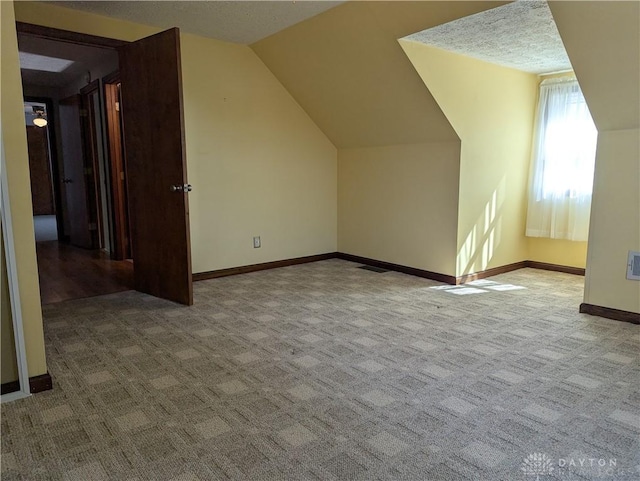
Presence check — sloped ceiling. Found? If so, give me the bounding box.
[49,1,344,45]
[252,2,506,149]
[548,1,639,131]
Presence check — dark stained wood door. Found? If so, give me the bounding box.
[119,28,193,305]
[59,95,93,249]
[26,126,55,215]
[80,82,108,251]
[104,78,132,261]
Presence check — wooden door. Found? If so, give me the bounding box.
[80,81,108,251]
[104,77,132,261]
[59,95,94,249]
[26,126,55,216]
[119,28,193,305]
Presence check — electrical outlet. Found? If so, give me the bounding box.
[253,236,261,248]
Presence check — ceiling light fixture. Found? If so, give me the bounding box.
[32,106,47,128]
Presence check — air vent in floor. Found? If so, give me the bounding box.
[358,265,390,273]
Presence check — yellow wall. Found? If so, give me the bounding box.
[181,34,337,271]
[1,0,48,378]
[338,142,461,275]
[585,129,640,312]
[527,238,588,269]
[14,1,338,275]
[550,1,640,313]
[400,42,538,276]
[1,229,19,384]
[253,1,507,277]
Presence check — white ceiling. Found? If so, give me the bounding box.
[50,1,344,45]
[405,1,572,75]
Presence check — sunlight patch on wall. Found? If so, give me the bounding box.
[457,177,506,275]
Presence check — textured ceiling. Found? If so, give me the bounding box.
[405,1,572,75]
[50,1,344,45]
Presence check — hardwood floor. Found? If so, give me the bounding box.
[36,241,133,304]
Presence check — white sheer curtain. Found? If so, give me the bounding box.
[526,78,597,241]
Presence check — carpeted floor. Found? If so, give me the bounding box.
[1,259,639,480]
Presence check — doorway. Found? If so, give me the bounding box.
[19,30,133,304]
[17,22,194,306]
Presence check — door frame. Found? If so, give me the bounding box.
[24,96,64,241]
[1,126,31,403]
[18,23,130,254]
[17,22,128,245]
[16,22,128,49]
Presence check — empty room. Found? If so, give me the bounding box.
[1,1,638,480]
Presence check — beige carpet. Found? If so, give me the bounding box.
[1,260,639,480]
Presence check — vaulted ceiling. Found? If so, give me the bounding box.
[50,1,344,44]
[252,1,506,148]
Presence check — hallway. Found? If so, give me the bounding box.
[36,241,133,304]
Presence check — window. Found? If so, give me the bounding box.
[526,78,597,241]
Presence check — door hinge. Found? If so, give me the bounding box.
[115,101,120,112]
[120,171,125,181]
[79,109,89,117]
[88,222,97,231]
[84,167,93,175]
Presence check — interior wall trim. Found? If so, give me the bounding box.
[457,261,585,284]
[580,303,640,325]
[193,253,338,281]
[456,261,528,284]
[526,261,586,276]
[0,373,52,395]
[15,22,128,48]
[193,253,587,286]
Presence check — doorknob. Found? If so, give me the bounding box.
[62,178,73,184]
[170,184,192,193]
